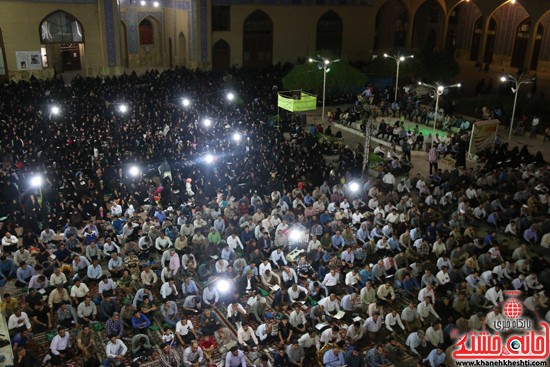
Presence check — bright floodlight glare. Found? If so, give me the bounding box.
[324,59,330,65]
[30,175,43,187]
[205,154,214,164]
[437,86,445,92]
[308,58,313,62]
[216,279,230,293]
[153,1,159,7]
[349,182,360,193]
[51,106,60,115]
[226,92,235,101]
[118,104,128,113]
[232,132,242,142]
[457,83,462,88]
[289,229,303,242]
[140,0,146,5]
[500,76,507,82]
[182,98,190,107]
[383,53,388,57]
[129,166,140,177]
[203,118,212,127]
[399,56,405,61]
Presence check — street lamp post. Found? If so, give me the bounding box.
[500,74,535,143]
[384,53,413,101]
[418,82,461,133]
[309,57,340,122]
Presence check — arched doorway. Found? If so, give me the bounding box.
[483,18,496,63]
[446,30,456,52]
[0,27,8,81]
[316,11,343,56]
[39,10,85,73]
[178,32,187,67]
[138,16,162,67]
[212,39,230,70]
[374,0,408,50]
[243,10,273,69]
[470,17,483,61]
[531,23,543,70]
[412,0,444,50]
[511,18,530,69]
[121,21,129,68]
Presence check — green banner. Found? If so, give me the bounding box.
[277,91,317,112]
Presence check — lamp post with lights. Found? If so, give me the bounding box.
[308,57,340,122]
[383,53,414,101]
[418,82,461,133]
[500,74,535,143]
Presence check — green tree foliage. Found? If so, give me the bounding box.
[365,50,459,84]
[282,59,366,94]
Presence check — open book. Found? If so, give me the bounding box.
[333,311,346,320]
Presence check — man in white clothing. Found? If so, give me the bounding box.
[106,335,128,366]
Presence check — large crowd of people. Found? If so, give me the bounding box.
[0,66,548,367]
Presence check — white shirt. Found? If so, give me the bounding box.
[485,287,504,306]
[227,236,243,251]
[322,273,339,287]
[259,262,272,276]
[106,339,127,358]
[176,320,194,335]
[270,250,287,265]
[436,270,450,285]
[160,282,179,299]
[50,333,71,355]
[385,313,405,331]
[417,287,435,302]
[8,312,31,330]
[319,297,340,313]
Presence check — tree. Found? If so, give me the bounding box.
[282,58,366,95]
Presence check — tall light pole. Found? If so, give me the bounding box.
[418,82,461,133]
[500,74,535,143]
[309,57,340,122]
[384,53,413,101]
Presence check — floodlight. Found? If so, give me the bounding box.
[349,182,360,193]
[399,56,405,61]
[30,175,43,187]
[204,154,214,164]
[500,76,507,82]
[153,1,160,7]
[182,98,190,107]
[203,118,212,127]
[129,165,140,177]
[226,92,235,101]
[437,86,444,92]
[232,132,242,142]
[51,106,60,115]
[118,104,128,113]
[216,279,230,293]
[289,228,303,242]
[140,0,146,5]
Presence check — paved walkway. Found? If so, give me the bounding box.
[305,108,549,180]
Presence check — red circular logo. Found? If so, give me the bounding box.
[503,300,522,319]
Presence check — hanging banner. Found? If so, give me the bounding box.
[277,90,317,112]
[468,119,499,156]
[15,51,42,70]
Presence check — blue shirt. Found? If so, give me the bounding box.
[331,235,344,250]
[320,213,332,225]
[154,211,166,224]
[323,350,345,367]
[16,266,35,283]
[181,280,198,295]
[359,269,375,283]
[131,314,151,329]
[403,277,420,293]
[424,348,446,367]
[366,348,390,367]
